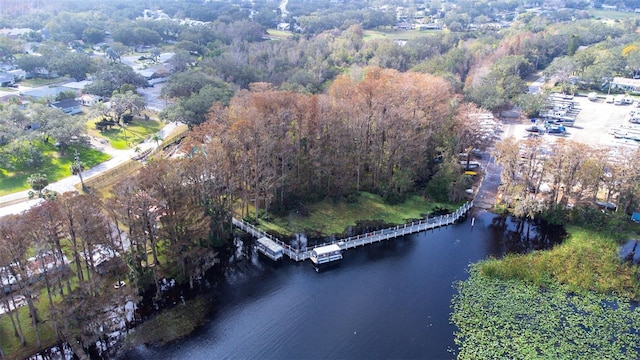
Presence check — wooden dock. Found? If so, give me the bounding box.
[232,201,473,263]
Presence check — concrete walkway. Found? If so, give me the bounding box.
[0,122,182,217]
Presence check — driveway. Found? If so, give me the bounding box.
[138,82,173,111]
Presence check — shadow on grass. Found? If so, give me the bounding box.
[0,143,111,196]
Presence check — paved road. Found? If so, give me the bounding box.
[473,152,501,210]
[0,122,182,217]
[528,76,545,94]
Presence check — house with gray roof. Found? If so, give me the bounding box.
[50,99,82,115]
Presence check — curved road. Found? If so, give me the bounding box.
[0,122,182,217]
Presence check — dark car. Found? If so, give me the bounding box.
[546,125,566,134]
[526,125,544,133]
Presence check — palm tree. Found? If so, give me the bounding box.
[70,150,86,191]
[151,133,162,147]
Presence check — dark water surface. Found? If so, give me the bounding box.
[123,210,556,360]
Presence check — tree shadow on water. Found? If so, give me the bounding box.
[489,215,566,255]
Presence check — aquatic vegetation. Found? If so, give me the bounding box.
[451,267,640,359]
[479,227,640,299]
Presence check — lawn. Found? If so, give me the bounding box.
[363,29,445,41]
[0,294,58,360]
[588,9,640,21]
[0,143,111,196]
[0,260,123,359]
[257,191,456,237]
[266,29,294,40]
[123,295,213,349]
[18,78,67,88]
[88,118,163,150]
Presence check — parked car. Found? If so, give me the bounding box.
[595,201,617,211]
[526,125,544,133]
[546,125,566,134]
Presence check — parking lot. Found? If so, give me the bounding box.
[503,94,640,150]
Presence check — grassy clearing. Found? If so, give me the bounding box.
[0,298,58,360]
[87,118,163,150]
[258,192,455,236]
[0,258,128,359]
[478,226,640,299]
[19,78,67,87]
[588,9,640,21]
[0,143,111,196]
[0,270,87,360]
[266,29,293,40]
[123,295,212,348]
[363,29,444,41]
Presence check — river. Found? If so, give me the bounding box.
[122,209,559,360]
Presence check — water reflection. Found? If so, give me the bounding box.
[120,210,566,360]
[488,215,566,255]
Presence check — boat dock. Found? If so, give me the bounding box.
[232,201,473,264]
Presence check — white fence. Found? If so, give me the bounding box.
[232,201,473,262]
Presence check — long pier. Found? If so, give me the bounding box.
[232,201,473,262]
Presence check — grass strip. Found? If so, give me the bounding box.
[258,191,455,237]
[123,295,212,348]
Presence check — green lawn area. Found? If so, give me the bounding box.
[257,191,456,237]
[363,29,445,41]
[123,296,213,349]
[589,9,640,21]
[18,78,67,88]
[0,260,122,359]
[0,143,111,196]
[88,118,163,150]
[266,29,294,40]
[0,294,58,360]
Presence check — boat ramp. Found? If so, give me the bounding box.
[232,201,473,266]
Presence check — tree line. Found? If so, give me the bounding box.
[185,67,492,220]
[494,136,640,231]
[0,149,236,355]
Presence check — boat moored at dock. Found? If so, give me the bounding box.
[310,244,343,268]
[256,237,285,261]
[233,201,474,268]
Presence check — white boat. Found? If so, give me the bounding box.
[310,244,343,267]
[256,237,284,261]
